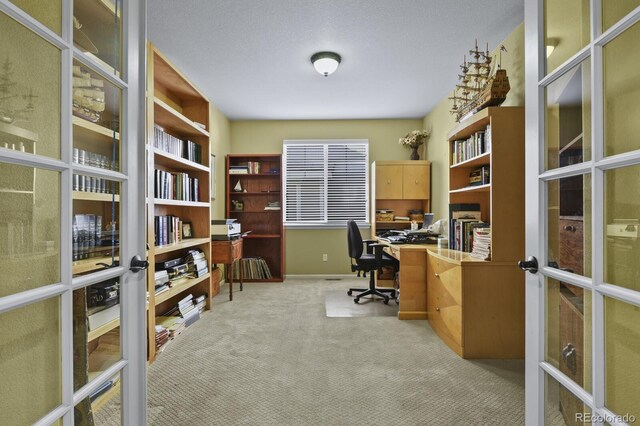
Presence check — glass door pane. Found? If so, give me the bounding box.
[0,11,61,159]
[544,0,590,75]
[0,297,61,425]
[73,0,122,75]
[7,0,61,34]
[603,21,640,157]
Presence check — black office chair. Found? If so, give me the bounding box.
[346,220,398,304]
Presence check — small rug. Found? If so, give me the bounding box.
[325,290,398,317]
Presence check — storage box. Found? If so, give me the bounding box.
[376,212,394,221]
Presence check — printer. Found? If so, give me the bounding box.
[211,219,241,240]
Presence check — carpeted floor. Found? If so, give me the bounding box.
[97,278,525,425]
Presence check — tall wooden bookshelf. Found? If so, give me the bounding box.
[447,106,525,261]
[225,154,284,282]
[146,44,213,362]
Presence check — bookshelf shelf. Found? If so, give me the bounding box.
[449,184,491,194]
[153,199,210,207]
[153,148,209,172]
[244,234,281,239]
[72,255,119,275]
[154,237,210,255]
[450,151,491,169]
[229,191,281,195]
[155,273,211,306]
[146,43,212,364]
[154,97,209,138]
[73,116,120,140]
[88,318,120,341]
[73,191,120,202]
[226,154,284,282]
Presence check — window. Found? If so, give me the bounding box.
[283,140,369,227]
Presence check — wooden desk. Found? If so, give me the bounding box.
[382,243,429,320]
[211,238,243,301]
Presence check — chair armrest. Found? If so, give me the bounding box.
[369,243,387,264]
[363,239,376,254]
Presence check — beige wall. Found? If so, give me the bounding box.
[209,104,232,220]
[230,119,423,274]
[422,22,525,220]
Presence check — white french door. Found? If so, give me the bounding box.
[525,0,640,424]
[0,1,147,424]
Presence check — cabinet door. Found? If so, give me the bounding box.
[402,164,430,199]
[375,164,402,199]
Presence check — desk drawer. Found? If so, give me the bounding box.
[427,256,462,347]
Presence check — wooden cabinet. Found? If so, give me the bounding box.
[426,248,525,358]
[225,154,284,281]
[428,108,525,358]
[145,44,213,363]
[371,160,431,235]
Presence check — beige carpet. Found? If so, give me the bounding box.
[96,278,525,425]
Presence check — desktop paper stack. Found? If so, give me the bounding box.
[470,227,492,260]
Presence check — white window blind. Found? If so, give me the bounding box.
[283,140,369,227]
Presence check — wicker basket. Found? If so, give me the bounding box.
[376,212,394,221]
[409,213,423,222]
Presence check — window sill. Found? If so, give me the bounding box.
[284,223,370,230]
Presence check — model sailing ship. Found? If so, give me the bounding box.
[0,58,36,125]
[449,41,510,122]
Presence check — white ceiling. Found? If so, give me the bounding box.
[148,0,524,121]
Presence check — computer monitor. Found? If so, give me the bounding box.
[422,213,434,229]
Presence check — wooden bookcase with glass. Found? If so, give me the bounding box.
[146,44,213,363]
[225,154,284,282]
[67,0,128,414]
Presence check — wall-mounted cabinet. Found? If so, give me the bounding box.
[371,160,431,235]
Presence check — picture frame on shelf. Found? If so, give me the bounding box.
[182,222,193,239]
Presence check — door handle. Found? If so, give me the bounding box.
[129,255,149,273]
[518,256,538,274]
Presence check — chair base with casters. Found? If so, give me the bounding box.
[345,219,399,304]
[347,269,397,304]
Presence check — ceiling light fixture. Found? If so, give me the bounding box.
[311,51,341,77]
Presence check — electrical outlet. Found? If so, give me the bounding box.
[322,253,328,262]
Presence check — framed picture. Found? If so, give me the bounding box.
[182,222,193,239]
[210,154,216,200]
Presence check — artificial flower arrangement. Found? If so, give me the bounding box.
[399,130,430,148]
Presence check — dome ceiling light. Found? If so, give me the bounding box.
[311,51,341,77]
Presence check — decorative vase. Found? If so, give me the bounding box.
[410,146,420,160]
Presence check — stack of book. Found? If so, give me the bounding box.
[154,215,183,246]
[451,127,490,165]
[154,325,170,352]
[470,227,492,260]
[73,214,110,261]
[154,270,169,295]
[194,294,206,313]
[246,161,261,174]
[153,125,202,164]
[232,257,272,280]
[168,294,201,327]
[185,249,209,278]
[155,315,186,341]
[154,169,200,202]
[229,165,249,174]
[264,201,280,211]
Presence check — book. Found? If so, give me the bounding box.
[88,304,119,330]
[448,203,480,250]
